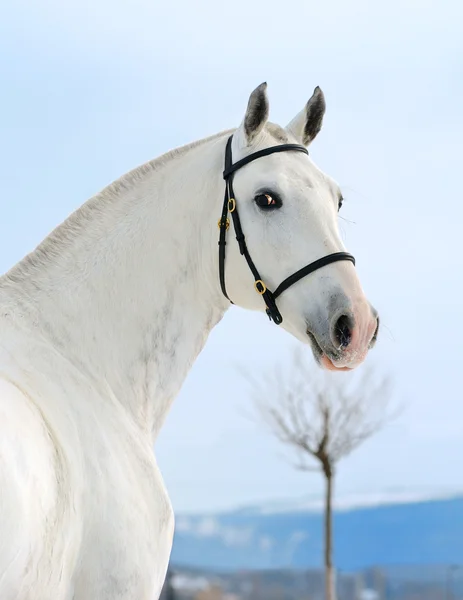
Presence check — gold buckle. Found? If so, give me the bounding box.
[218,217,230,230]
[254,280,267,295]
[228,198,236,213]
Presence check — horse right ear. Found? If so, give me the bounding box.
[285,86,326,146]
[235,82,270,146]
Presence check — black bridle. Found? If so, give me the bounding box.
[218,135,356,325]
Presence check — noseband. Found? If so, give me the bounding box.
[218,135,355,325]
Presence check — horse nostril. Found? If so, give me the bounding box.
[332,314,353,349]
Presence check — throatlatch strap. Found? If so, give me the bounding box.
[218,184,231,302]
[217,134,356,325]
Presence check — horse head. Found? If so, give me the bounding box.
[219,83,378,370]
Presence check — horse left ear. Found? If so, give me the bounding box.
[237,82,270,146]
[285,86,326,146]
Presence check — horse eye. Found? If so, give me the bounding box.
[338,196,344,211]
[255,193,281,210]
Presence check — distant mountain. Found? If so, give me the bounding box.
[171,491,463,571]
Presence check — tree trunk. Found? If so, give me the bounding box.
[324,466,336,600]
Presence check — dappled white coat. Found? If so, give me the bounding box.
[0,84,377,599]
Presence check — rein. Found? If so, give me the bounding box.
[218,135,355,325]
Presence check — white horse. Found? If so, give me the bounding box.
[0,83,378,599]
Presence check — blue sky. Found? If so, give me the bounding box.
[1,0,463,512]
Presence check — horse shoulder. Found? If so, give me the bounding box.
[0,377,79,598]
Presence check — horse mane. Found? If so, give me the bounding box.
[102,129,233,199]
[3,123,289,285]
[3,130,235,284]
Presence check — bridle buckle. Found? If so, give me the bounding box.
[254,280,267,295]
[217,217,230,230]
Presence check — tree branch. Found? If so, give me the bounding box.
[240,348,397,469]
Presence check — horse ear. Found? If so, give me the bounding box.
[285,86,326,146]
[238,82,269,145]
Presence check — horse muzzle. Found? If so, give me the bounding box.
[307,299,379,371]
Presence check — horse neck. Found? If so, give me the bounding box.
[2,133,230,439]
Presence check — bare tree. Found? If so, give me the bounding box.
[241,348,396,600]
